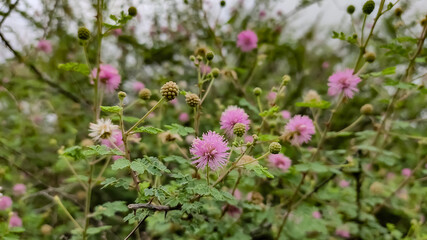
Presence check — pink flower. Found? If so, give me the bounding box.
[37,40,52,53]
[259,10,266,18]
[222,204,242,218]
[402,168,412,177]
[169,98,178,106]
[280,110,291,119]
[91,64,121,93]
[268,154,292,171]
[9,213,22,227]
[233,189,242,200]
[190,131,230,170]
[284,115,315,145]
[13,184,26,196]
[244,135,254,144]
[179,113,190,123]
[132,82,145,92]
[101,130,124,160]
[335,228,350,238]
[220,106,250,137]
[112,28,122,36]
[267,91,277,102]
[339,180,350,188]
[200,63,211,74]
[0,196,12,210]
[327,69,361,99]
[322,61,330,69]
[236,30,258,52]
[312,211,322,219]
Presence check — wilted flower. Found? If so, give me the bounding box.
[91,64,121,93]
[268,154,292,171]
[236,30,258,52]
[303,90,321,102]
[13,184,26,196]
[190,131,229,170]
[0,196,12,210]
[220,106,250,137]
[9,213,22,227]
[37,40,52,53]
[100,129,124,160]
[88,118,119,142]
[284,115,315,145]
[327,69,361,99]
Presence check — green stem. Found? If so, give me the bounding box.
[338,115,364,133]
[53,196,82,230]
[125,97,165,135]
[82,165,93,240]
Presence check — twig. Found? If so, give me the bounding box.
[124,215,149,240]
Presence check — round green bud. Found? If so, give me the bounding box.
[282,75,291,86]
[128,6,137,17]
[362,0,375,15]
[196,55,203,62]
[253,87,262,96]
[233,123,246,137]
[78,27,91,41]
[118,91,127,100]
[138,88,151,100]
[364,52,376,63]
[189,55,196,62]
[347,5,355,15]
[195,47,207,58]
[160,81,179,101]
[360,104,374,115]
[269,142,281,154]
[185,93,200,107]
[211,68,220,78]
[206,51,214,61]
[220,0,226,7]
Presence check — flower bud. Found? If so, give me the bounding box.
[360,104,373,115]
[189,55,196,62]
[161,81,179,101]
[394,7,403,17]
[78,27,91,41]
[220,0,226,7]
[369,182,384,195]
[138,88,151,100]
[195,47,207,58]
[253,87,262,96]
[233,123,246,137]
[41,224,53,236]
[206,51,214,61]
[118,91,127,100]
[282,75,291,86]
[128,6,137,17]
[362,0,375,15]
[211,68,220,78]
[364,52,376,63]
[269,142,281,154]
[347,5,355,15]
[422,17,427,26]
[185,93,200,107]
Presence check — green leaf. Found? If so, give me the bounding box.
[133,126,163,134]
[86,226,112,235]
[327,131,354,138]
[163,155,189,165]
[100,106,122,113]
[130,156,170,176]
[259,106,279,117]
[58,62,90,75]
[101,177,130,189]
[238,98,259,114]
[144,186,169,201]
[111,158,130,170]
[245,163,274,178]
[96,201,128,217]
[164,124,195,136]
[83,145,124,157]
[295,100,331,109]
[62,146,85,160]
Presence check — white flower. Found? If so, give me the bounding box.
[88,119,119,141]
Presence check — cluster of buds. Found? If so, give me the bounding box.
[269,142,282,154]
[362,0,375,15]
[160,81,179,101]
[233,123,246,137]
[77,27,91,41]
[185,93,200,107]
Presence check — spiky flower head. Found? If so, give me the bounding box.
[128,6,137,17]
[88,118,119,142]
[284,115,315,146]
[269,142,281,154]
[160,81,179,101]
[185,93,200,107]
[233,123,246,137]
[190,131,230,170]
[327,69,361,99]
[362,0,375,15]
[78,27,91,40]
[220,106,251,137]
[236,30,258,52]
[138,88,152,100]
[268,154,292,171]
[91,64,121,93]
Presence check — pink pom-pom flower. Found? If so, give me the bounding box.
[9,213,22,227]
[284,115,315,146]
[220,106,250,137]
[0,196,13,210]
[190,131,230,171]
[91,64,121,93]
[236,30,258,52]
[268,154,292,171]
[13,184,26,196]
[37,40,52,53]
[327,69,361,99]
